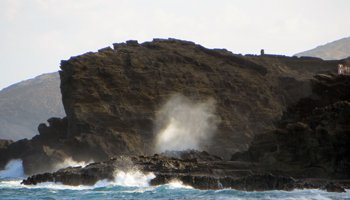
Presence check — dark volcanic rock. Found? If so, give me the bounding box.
[232,74,350,180]
[149,173,297,191]
[323,182,347,193]
[160,150,223,161]
[58,38,338,161]
[0,118,70,174]
[0,139,13,168]
[0,39,342,175]
[19,73,350,192]
[59,39,279,160]
[22,153,348,192]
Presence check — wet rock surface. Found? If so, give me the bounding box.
[22,152,349,192]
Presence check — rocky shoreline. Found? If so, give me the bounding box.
[0,39,349,192]
[22,152,349,192]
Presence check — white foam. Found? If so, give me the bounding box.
[52,157,93,172]
[33,182,94,190]
[123,187,155,193]
[95,170,156,188]
[0,180,23,188]
[114,170,155,187]
[0,180,94,190]
[155,94,218,152]
[0,179,95,190]
[166,179,193,189]
[0,159,25,179]
[0,166,155,190]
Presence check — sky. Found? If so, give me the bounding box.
[0,0,349,89]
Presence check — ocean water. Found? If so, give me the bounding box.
[1,160,349,200]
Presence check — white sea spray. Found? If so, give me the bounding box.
[0,159,25,179]
[155,94,218,152]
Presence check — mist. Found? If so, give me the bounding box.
[154,94,218,153]
[52,157,92,172]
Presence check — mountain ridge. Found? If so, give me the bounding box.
[295,36,350,60]
[0,72,65,140]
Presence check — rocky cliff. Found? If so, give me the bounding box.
[21,68,350,192]
[58,39,339,159]
[0,39,344,175]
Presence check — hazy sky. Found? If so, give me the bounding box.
[0,0,349,89]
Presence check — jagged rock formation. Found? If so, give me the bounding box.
[22,151,349,192]
[0,72,65,140]
[231,74,350,179]
[295,36,350,60]
[0,39,345,175]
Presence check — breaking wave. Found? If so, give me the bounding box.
[95,170,156,188]
[0,159,25,179]
[0,157,92,180]
[52,157,92,172]
[0,169,155,190]
[0,179,349,199]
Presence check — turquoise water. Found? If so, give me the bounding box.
[1,179,349,200]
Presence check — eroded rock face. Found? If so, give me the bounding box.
[59,39,274,159]
[232,74,350,179]
[58,39,339,160]
[0,39,343,174]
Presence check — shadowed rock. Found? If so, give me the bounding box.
[232,74,350,180]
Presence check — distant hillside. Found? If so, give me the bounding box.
[0,72,65,140]
[295,37,350,60]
